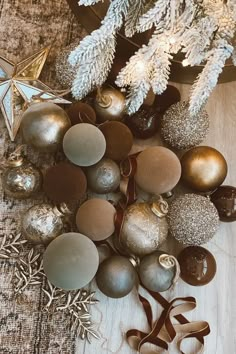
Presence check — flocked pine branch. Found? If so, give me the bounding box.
[137,0,171,32]
[125,0,148,37]
[79,0,102,5]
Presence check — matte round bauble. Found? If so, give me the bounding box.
[94,87,125,123]
[43,232,99,290]
[134,147,181,195]
[100,121,133,161]
[96,255,136,298]
[210,185,236,222]
[2,158,42,199]
[66,102,96,125]
[86,158,120,194]
[63,123,106,166]
[125,107,160,139]
[120,202,168,256]
[181,146,228,192]
[168,194,219,246]
[139,251,176,292]
[155,85,181,113]
[21,102,71,152]
[161,101,209,150]
[22,204,65,244]
[76,199,116,241]
[178,246,217,286]
[43,162,87,203]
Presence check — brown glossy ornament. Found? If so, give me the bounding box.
[181,146,228,192]
[210,185,236,222]
[66,102,96,125]
[178,246,217,286]
[125,107,160,139]
[94,87,125,123]
[155,85,181,113]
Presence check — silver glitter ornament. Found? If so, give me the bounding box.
[168,194,219,246]
[161,101,209,150]
[55,42,79,88]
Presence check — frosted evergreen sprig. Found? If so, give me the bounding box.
[78,0,102,5]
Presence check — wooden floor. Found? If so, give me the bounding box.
[76,82,236,354]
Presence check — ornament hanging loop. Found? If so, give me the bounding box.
[96,86,112,108]
[159,254,180,286]
[151,196,169,218]
[7,145,26,167]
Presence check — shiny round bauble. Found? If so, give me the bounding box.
[181,146,228,192]
[135,146,181,195]
[120,202,168,256]
[63,123,106,166]
[178,246,217,286]
[2,158,42,199]
[43,161,87,203]
[155,85,181,113]
[168,194,219,246]
[100,121,133,161]
[96,255,136,298]
[125,107,160,139]
[21,102,71,152]
[66,102,96,125]
[43,232,99,290]
[76,198,116,241]
[210,185,236,222]
[22,203,65,245]
[86,158,120,194]
[94,87,125,123]
[139,251,177,292]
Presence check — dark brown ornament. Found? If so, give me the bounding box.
[125,107,160,139]
[94,87,125,123]
[66,102,96,125]
[178,246,217,286]
[210,185,236,222]
[155,85,181,113]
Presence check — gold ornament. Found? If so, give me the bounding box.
[94,87,125,123]
[0,47,70,141]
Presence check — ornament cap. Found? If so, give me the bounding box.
[7,157,24,167]
[151,199,169,218]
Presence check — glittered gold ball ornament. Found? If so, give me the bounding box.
[120,201,169,256]
[94,87,125,123]
[135,147,181,195]
[181,146,228,192]
[2,157,42,199]
[86,158,120,194]
[96,255,136,298]
[76,199,116,241]
[161,101,209,150]
[63,123,106,166]
[168,194,219,246]
[21,102,71,152]
[43,232,99,290]
[55,42,78,89]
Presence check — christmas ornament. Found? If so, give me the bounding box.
[86,158,120,194]
[155,85,181,113]
[66,102,96,125]
[120,201,169,257]
[76,199,116,241]
[43,232,99,290]
[96,255,136,298]
[168,194,219,246]
[0,47,70,141]
[55,42,78,88]
[43,161,87,203]
[21,203,69,245]
[210,185,236,222]
[2,157,42,199]
[100,121,133,161]
[21,102,71,152]
[181,146,228,192]
[135,146,181,195]
[139,251,179,292]
[63,123,106,166]
[161,101,209,150]
[94,87,125,123]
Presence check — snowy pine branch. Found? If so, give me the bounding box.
[79,0,102,5]
[125,0,147,37]
[137,0,171,32]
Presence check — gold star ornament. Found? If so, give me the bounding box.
[0,47,70,141]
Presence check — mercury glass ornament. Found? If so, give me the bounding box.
[168,194,219,246]
[2,157,42,199]
[94,87,125,123]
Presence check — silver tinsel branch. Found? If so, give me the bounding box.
[0,233,27,259]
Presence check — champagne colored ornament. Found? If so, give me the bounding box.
[178,246,217,286]
[2,157,42,199]
[161,101,209,150]
[86,158,120,194]
[100,121,133,161]
[168,194,219,246]
[43,232,99,290]
[55,42,79,89]
[210,185,236,222]
[21,102,71,152]
[94,87,125,123]
[96,255,136,298]
[63,123,106,166]
[181,146,228,192]
[139,251,179,292]
[125,107,160,139]
[120,201,169,257]
[135,146,181,195]
[66,102,96,125]
[76,199,116,241]
[43,161,87,203]
[155,85,181,113]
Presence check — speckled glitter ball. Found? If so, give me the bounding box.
[161,101,209,150]
[55,42,79,88]
[168,194,219,245]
